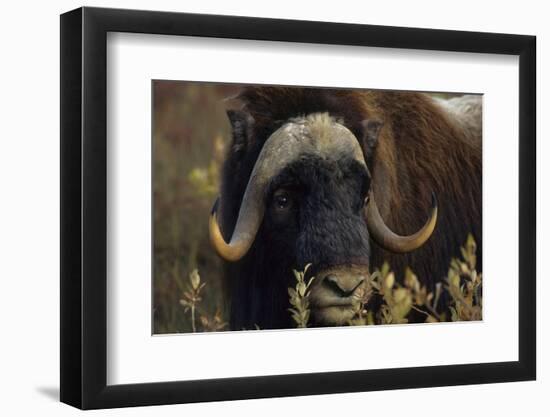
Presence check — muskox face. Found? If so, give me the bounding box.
[210,113,437,327]
[265,151,372,325]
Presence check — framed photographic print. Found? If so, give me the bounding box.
[60,6,536,409]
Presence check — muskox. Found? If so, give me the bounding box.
[209,87,482,330]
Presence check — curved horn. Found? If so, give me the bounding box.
[210,114,366,262]
[366,191,438,253]
[209,197,263,262]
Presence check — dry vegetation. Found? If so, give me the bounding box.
[174,234,482,332]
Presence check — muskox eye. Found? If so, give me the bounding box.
[275,194,291,210]
[272,189,295,211]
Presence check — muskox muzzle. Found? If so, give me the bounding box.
[308,265,369,325]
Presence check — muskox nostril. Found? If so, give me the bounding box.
[324,275,342,294]
[324,274,364,298]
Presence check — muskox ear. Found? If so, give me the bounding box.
[360,119,383,160]
[226,110,254,157]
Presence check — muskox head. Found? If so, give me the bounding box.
[210,112,437,326]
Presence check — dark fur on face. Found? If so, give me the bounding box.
[219,87,482,330]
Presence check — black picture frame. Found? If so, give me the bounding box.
[60,6,536,410]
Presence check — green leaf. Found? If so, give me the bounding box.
[189,268,201,290]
